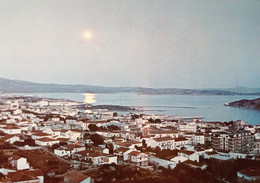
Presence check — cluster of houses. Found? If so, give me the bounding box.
[0,96,260,182]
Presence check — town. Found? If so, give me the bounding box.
[0,95,259,183]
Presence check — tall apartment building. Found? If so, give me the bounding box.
[212,131,254,153]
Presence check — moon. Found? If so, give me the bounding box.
[83,31,92,40]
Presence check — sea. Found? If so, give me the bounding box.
[5,93,260,126]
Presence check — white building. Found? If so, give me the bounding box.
[0,125,21,134]
[35,137,59,146]
[9,156,30,170]
[145,137,175,150]
[178,150,199,162]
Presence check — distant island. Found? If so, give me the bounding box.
[225,98,260,110]
[1,77,260,95]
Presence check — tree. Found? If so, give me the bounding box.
[148,118,154,123]
[154,119,161,123]
[113,112,118,117]
[0,172,5,180]
[88,124,99,131]
[90,133,104,145]
[131,114,140,120]
[142,139,147,147]
[106,143,114,154]
[25,138,36,146]
[0,152,8,164]
[107,125,120,131]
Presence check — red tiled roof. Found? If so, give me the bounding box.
[179,150,195,155]
[61,144,85,151]
[0,134,19,141]
[36,137,59,142]
[1,125,20,130]
[115,147,130,153]
[174,137,188,142]
[239,169,260,177]
[2,169,43,182]
[128,151,142,156]
[153,137,174,142]
[65,170,90,182]
[205,151,218,155]
[32,132,51,136]
[75,150,106,157]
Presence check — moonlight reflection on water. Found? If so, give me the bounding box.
[83,93,96,104]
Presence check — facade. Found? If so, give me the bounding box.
[54,144,86,157]
[9,156,30,170]
[127,151,148,166]
[178,150,199,162]
[0,125,21,134]
[193,133,205,145]
[212,131,254,153]
[146,137,175,150]
[35,137,59,146]
[174,137,190,148]
[149,156,178,169]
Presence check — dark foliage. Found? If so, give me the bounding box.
[90,133,104,145]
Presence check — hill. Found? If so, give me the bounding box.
[225,98,260,110]
[1,77,260,95]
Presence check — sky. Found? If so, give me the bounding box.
[0,0,260,88]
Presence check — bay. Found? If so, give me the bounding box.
[7,93,260,125]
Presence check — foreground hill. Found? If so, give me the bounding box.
[225,98,260,110]
[1,77,260,95]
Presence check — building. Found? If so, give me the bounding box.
[8,156,30,170]
[178,150,199,162]
[145,137,175,150]
[126,151,148,166]
[212,131,254,153]
[54,144,86,157]
[64,170,94,183]
[237,168,260,183]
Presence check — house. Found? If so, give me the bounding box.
[0,134,20,144]
[193,133,205,145]
[54,144,86,157]
[0,168,16,176]
[178,122,197,132]
[237,168,260,183]
[170,156,188,164]
[149,155,187,169]
[64,170,94,183]
[178,150,199,162]
[70,129,82,141]
[1,169,44,183]
[8,156,30,170]
[60,129,72,138]
[113,141,137,149]
[35,137,59,146]
[149,156,178,169]
[88,146,109,154]
[204,151,219,159]
[31,132,52,140]
[0,125,21,134]
[126,151,148,166]
[174,137,189,148]
[146,127,178,138]
[103,155,117,165]
[184,160,207,170]
[114,147,132,161]
[73,150,116,165]
[145,137,175,150]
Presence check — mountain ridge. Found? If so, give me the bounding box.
[1,77,260,95]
